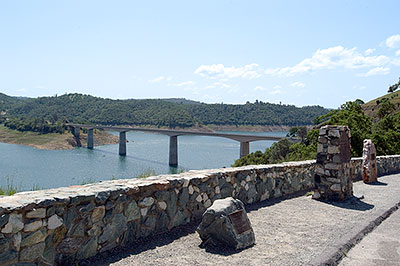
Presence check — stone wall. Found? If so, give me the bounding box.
[0,156,399,265]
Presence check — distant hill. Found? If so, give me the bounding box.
[362,91,400,122]
[0,92,329,128]
[160,98,202,105]
[0,93,27,112]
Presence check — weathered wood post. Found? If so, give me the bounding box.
[313,125,353,200]
[362,139,377,183]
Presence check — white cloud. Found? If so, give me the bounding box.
[386,34,400,48]
[254,86,283,95]
[194,63,262,80]
[148,76,165,83]
[290,81,306,88]
[205,82,231,89]
[17,88,27,92]
[364,48,375,55]
[396,49,400,57]
[168,81,194,87]
[358,67,390,77]
[265,46,390,77]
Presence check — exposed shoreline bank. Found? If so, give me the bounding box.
[0,125,118,150]
[0,124,293,150]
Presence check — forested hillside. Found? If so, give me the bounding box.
[0,93,329,128]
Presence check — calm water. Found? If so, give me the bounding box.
[0,131,286,190]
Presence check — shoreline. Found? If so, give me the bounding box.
[0,125,119,150]
[0,124,294,150]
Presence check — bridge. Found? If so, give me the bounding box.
[67,123,285,166]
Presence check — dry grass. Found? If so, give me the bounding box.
[362,91,400,121]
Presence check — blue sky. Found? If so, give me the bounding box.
[1,1,400,108]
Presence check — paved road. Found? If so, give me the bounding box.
[82,173,400,266]
[339,207,400,266]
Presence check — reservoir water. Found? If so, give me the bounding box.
[0,131,286,191]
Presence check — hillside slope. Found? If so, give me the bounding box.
[1,93,329,128]
[362,91,400,121]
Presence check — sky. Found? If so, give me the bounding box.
[1,1,400,108]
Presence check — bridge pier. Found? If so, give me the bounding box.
[169,135,178,166]
[73,126,80,138]
[119,131,127,156]
[240,141,249,158]
[87,128,94,149]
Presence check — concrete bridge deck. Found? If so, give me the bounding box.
[82,173,400,266]
[67,123,285,166]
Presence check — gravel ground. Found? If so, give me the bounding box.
[82,173,400,266]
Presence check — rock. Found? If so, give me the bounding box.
[1,213,24,234]
[68,220,85,237]
[24,220,43,232]
[20,242,45,262]
[197,197,255,250]
[91,206,105,223]
[12,232,21,251]
[178,188,189,206]
[0,235,9,253]
[196,195,202,202]
[138,197,154,207]
[312,191,321,199]
[124,201,140,221]
[48,214,63,230]
[95,191,110,204]
[157,201,167,210]
[98,214,127,244]
[57,237,84,254]
[21,228,47,248]
[26,208,46,219]
[76,238,98,260]
[140,208,148,217]
[171,211,185,228]
[0,214,9,229]
[87,224,102,237]
[0,250,17,265]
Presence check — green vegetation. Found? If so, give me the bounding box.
[233,127,318,166]
[136,169,157,178]
[4,117,65,134]
[0,93,329,129]
[388,77,400,93]
[235,83,400,167]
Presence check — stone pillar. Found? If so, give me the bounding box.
[169,135,178,166]
[313,125,352,201]
[87,128,94,149]
[119,131,127,156]
[362,139,378,183]
[240,142,249,158]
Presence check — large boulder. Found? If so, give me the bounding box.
[196,197,255,250]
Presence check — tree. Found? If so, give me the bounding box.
[388,77,400,93]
